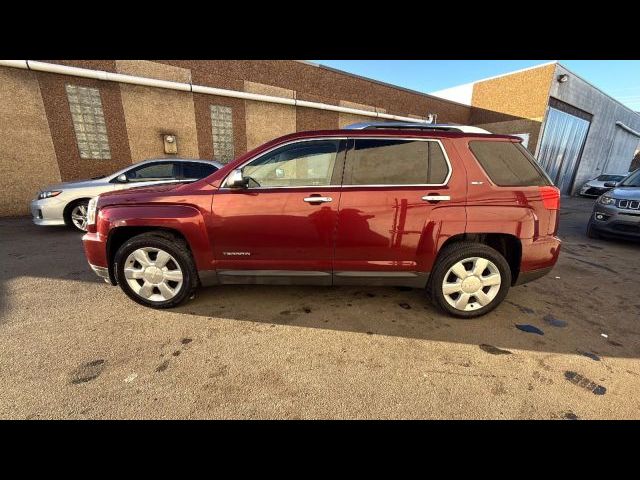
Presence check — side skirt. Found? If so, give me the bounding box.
[198,270,428,288]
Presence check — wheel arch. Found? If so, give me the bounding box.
[437,233,522,286]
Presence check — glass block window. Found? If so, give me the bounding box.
[210,105,234,163]
[66,84,111,160]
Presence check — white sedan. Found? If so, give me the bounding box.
[579,173,627,198]
[31,158,223,231]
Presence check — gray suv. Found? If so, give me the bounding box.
[588,169,640,240]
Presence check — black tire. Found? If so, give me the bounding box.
[63,199,90,232]
[114,232,198,309]
[429,242,512,319]
[586,218,601,239]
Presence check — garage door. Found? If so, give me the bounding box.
[536,103,591,195]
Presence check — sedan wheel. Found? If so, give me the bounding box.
[123,247,184,302]
[70,203,89,231]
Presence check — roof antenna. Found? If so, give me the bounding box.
[426,113,437,124]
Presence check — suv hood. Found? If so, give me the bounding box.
[97,182,188,206]
[609,187,640,200]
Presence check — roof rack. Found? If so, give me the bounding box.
[343,121,491,134]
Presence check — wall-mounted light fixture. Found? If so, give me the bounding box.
[163,134,177,154]
[557,74,569,83]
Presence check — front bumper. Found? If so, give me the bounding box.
[30,197,66,226]
[83,231,116,284]
[591,203,640,238]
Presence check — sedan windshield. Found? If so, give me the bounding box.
[619,170,640,187]
[596,174,625,182]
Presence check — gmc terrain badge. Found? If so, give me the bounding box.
[222,252,251,256]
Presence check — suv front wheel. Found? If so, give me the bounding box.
[114,232,198,309]
[429,242,512,318]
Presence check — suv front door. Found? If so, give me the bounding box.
[333,137,456,286]
[210,139,346,284]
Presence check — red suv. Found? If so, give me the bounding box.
[82,123,561,318]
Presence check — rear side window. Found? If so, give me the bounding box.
[182,162,218,179]
[469,141,552,187]
[344,139,449,185]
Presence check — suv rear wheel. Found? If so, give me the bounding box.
[114,232,198,309]
[429,242,512,318]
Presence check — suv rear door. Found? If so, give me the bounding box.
[333,136,465,286]
[209,138,346,284]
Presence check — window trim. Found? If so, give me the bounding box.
[221,136,452,189]
[221,137,348,189]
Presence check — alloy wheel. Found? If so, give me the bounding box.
[71,204,88,231]
[441,256,502,311]
[123,247,184,302]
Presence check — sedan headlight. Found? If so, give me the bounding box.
[37,190,62,200]
[598,195,616,206]
[86,197,98,226]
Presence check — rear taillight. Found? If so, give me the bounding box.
[539,186,560,210]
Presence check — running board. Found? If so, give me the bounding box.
[198,270,428,288]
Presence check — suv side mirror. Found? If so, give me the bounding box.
[116,173,128,183]
[227,169,248,188]
[603,181,617,188]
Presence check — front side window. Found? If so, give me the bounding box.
[126,162,177,182]
[620,169,640,187]
[344,139,449,186]
[242,140,340,188]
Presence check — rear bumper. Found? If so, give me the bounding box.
[516,235,561,285]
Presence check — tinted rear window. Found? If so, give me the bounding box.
[344,139,449,185]
[469,141,551,187]
[182,162,218,179]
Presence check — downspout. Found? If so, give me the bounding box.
[0,60,432,124]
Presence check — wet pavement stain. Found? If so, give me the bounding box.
[506,301,535,315]
[479,344,512,355]
[515,324,544,335]
[155,360,170,372]
[564,371,607,395]
[577,350,601,362]
[398,303,412,310]
[70,359,106,385]
[181,338,192,345]
[543,314,568,328]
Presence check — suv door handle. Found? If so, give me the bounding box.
[304,196,333,203]
[422,195,450,202]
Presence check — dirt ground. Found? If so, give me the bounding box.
[1,196,639,419]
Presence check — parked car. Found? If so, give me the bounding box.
[31,158,223,231]
[578,173,627,197]
[81,122,561,318]
[587,168,640,240]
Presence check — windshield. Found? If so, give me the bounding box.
[619,170,640,187]
[596,174,625,182]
